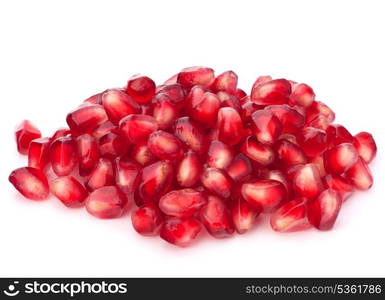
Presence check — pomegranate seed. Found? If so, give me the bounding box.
[160,217,202,247]
[273,139,307,169]
[119,114,158,144]
[306,100,335,125]
[251,110,282,144]
[86,186,127,219]
[91,122,116,139]
[163,74,178,85]
[353,132,377,163]
[207,140,234,169]
[201,167,233,199]
[131,203,163,236]
[265,104,305,134]
[326,124,354,146]
[217,107,244,146]
[15,120,41,154]
[241,101,263,122]
[240,137,275,166]
[125,74,156,104]
[76,134,99,176]
[190,92,221,127]
[289,83,315,107]
[270,197,310,232]
[292,163,324,199]
[50,176,88,207]
[177,66,215,89]
[297,127,328,157]
[241,179,286,212]
[345,157,373,190]
[102,89,140,124]
[253,75,272,87]
[323,174,353,201]
[211,70,238,94]
[85,157,114,191]
[114,156,141,194]
[324,143,358,175]
[251,78,291,105]
[147,130,183,160]
[28,137,50,170]
[51,128,71,142]
[50,137,77,176]
[99,132,128,159]
[308,189,342,230]
[141,103,154,115]
[200,195,234,238]
[66,104,108,135]
[174,117,208,154]
[234,88,247,100]
[309,155,326,177]
[176,150,202,187]
[262,169,292,199]
[226,153,253,182]
[156,84,186,109]
[307,115,330,131]
[130,143,156,166]
[83,92,102,104]
[152,94,178,130]
[8,167,49,200]
[159,188,207,218]
[230,199,261,234]
[217,91,241,112]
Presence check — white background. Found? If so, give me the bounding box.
[0,0,384,277]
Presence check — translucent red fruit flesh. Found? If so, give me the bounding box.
[152,94,177,130]
[189,92,221,127]
[230,199,261,234]
[273,139,307,169]
[217,91,241,112]
[270,197,310,232]
[262,169,292,199]
[147,130,183,160]
[50,137,78,176]
[114,156,141,194]
[353,132,377,163]
[308,189,342,231]
[309,156,326,177]
[92,122,116,139]
[292,163,324,199]
[211,71,238,94]
[201,168,233,199]
[50,176,88,208]
[177,66,215,89]
[76,134,99,176]
[176,150,202,187]
[174,117,207,154]
[130,143,156,166]
[9,167,49,200]
[207,140,234,169]
[15,120,41,154]
[66,104,108,135]
[226,153,253,183]
[234,88,247,100]
[119,114,158,144]
[217,107,244,146]
[131,203,163,236]
[241,179,286,213]
[296,127,328,157]
[156,84,186,110]
[85,186,127,219]
[289,83,315,107]
[251,78,291,105]
[323,175,353,201]
[326,124,354,147]
[98,132,128,159]
[345,157,373,190]
[101,89,140,124]
[265,104,305,134]
[241,136,274,166]
[200,195,234,238]
[85,157,114,191]
[28,137,50,170]
[51,128,71,142]
[160,217,202,247]
[251,110,282,144]
[125,74,156,104]
[83,92,102,104]
[159,188,207,218]
[323,143,358,175]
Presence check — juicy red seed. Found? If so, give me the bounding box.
[240,137,275,166]
[326,124,354,146]
[265,104,305,134]
[207,140,234,169]
[289,83,315,107]
[270,197,310,232]
[8,167,49,200]
[297,127,328,157]
[211,70,238,94]
[201,167,233,199]
[51,128,72,142]
[141,103,154,115]
[323,175,353,201]
[85,157,114,191]
[147,130,183,160]
[131,203,163,236]
[234,88,247,100]
[50,176,88,208]
[241,101,264,121]
[92,122,116,139]
[177,66,215,89]
[28,137,50,170]
[262,169,292,199]
[200,195,234,238]
[102,89,140,124]
[163,74,178,85]
[186,85,208,110]
[308,189,342,230]
[66,104,108,135]
[114,156,141,194]
[119,114,158,144]
[130,143,156,166]
[230,199,261,234]
[176,150,202,187]
[217,91,242,112]
[98,132,128,159]
[292,163,324,199]
[156,84,186,109]
[125,74,156,104]
[85,186,127,219]
[241,179,286,212]
[160,217,202,247]
[226,153,253,182]
[83,92,102,104]
[353,132,377,163]
[159,188,207,218]
[50,137,78,176]
[273,139,307,169]
[76,134,99,176]
[345,157,373,190]
[190,92,221,127]
[152,94,178,130]
[174,117,208,154]
[217,107,244,146]
[253,75,273,87]
[251,78,291,105]
[323,143,358,175]
[309,156,326,177]
[306,100,335,125]
[251,110,282,144]
[15,120,41,154]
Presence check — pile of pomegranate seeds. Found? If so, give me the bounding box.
[9,67,377,247]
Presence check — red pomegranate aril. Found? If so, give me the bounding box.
[85,157,114,191]
[251,110,282,144]
[230,199,261,234]
[130,143,156,166]
[323,174,353,201]
[190,92,221,127]
[131,203,163,236]
[265,104,305,134]
[86,186,127,219]
[119,114,158,144]
[309,155,326,177]
[234,88,247,100]
[147,130,183,160]
[345,157,373,190]
[83,92,102,105]
[99,132,128,159]
[307,115,330,131]
[174,117,208,154]
[141,103,154,115]
[50,176,88,208]
[125,74,156,104]
[176,150,202,187]
[200,195,234,238]
[50,137,77,176]
[306,100,335,125]
[308,189,342,231]
[28,138,50,170]
[226,153,253,182]
[163,74,178,85]
[292,163,324,199]
[297,127,328,157]
[159,188,207,218]
[102,89,140,124]
[211,70,238,94]
[274,139,307,169]
[114,156,141,194]
[177,66,215,89]
[240,137,275,166]
[15,120,41,154]
[253,75,272,87]
[207,140,234,169]
[217,107,244,146]
[8,167,49,200]
[160,217,202,247]
[152,94,177,130]
[270,197,310,232]
[217,91,241,112]
[92,122,116,139]
[323,143,358,175]
[241,179,286,212]
[353,132,377,163]
[326,124,354,146]
[66,104,108,135]
[157,84,186,109]
[201,167,233,199]
[262,169,292,199]
[76,134,99,176]
[251,78,291,105]
[241,101,263,121]
[51,127,72,142]
[289,83,315,107]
